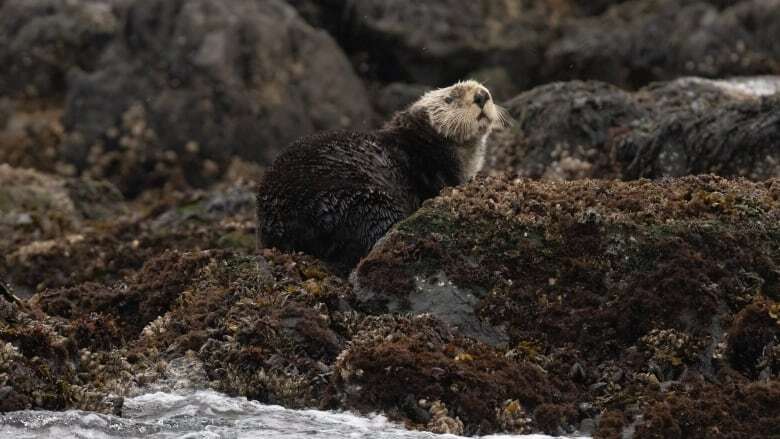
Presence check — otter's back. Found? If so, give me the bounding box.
[256,130,412,271]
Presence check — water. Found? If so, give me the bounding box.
[0,390,585,439]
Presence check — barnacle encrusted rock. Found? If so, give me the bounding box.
[354,175,780,437]
[488,77,780,181]
[2,166,779,437]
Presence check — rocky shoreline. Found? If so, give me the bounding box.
[2,0,780,438]
[2,170,778,437]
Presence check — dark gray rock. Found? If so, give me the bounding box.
[351,267,509,346]
[617,79,780,180]
[0,0,124,98]
[302,0,780,94]
[488,81,646,180]
[372,82,431,118]
[545,0,780,88]
[285,0,349,34]
[62,0,373,195]
[342,0,553,88]
[488,76,780,181]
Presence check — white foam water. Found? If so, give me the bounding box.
[0,390,587,439]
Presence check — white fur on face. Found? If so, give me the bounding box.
[411,79,510,145]
[411,79,510,179]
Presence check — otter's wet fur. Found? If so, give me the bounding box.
[257,80,509,274]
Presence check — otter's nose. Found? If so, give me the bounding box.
[473,89,489,108]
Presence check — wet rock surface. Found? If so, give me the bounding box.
[489,77,780,181]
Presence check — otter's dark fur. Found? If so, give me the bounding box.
[257,81,506,274]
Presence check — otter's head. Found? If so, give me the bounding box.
[411,80,510,145]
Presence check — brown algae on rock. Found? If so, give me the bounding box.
[2,164,780,437]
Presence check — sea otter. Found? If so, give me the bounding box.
[257,80,509,274]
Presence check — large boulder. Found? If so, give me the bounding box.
[61,0,373,196]
[617,77,780,180]
[353,175,780,437]
[488,81,645,180]
[488,76,780,180]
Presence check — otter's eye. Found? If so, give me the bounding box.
[444,96,454,104]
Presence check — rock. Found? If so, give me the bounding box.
[352,268,509,346]
[2,174,344,411]
[0,164,125,249]
[304,0,779,94]
[489,77,780,180]
[0,0,123,98]
[2,172,779,436]
[0,292,121,413]
[372,82,431,118]
[545,0,780,88]
[634,381,780,438]
[197,252,348,407]
[285,0,349,33]
[566,0,631,16]
[726,299,780,378]
[0,101,68,176]
[61,0,373,195]
[6,0,780,198]
[0,164,125,296]
[354,175,780,436]
[341,0,555,88]
[616,77,780,180]
[2,179,256,295]
[31,250,216,337]
[331,314,558,435]
[487,81,645,180]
